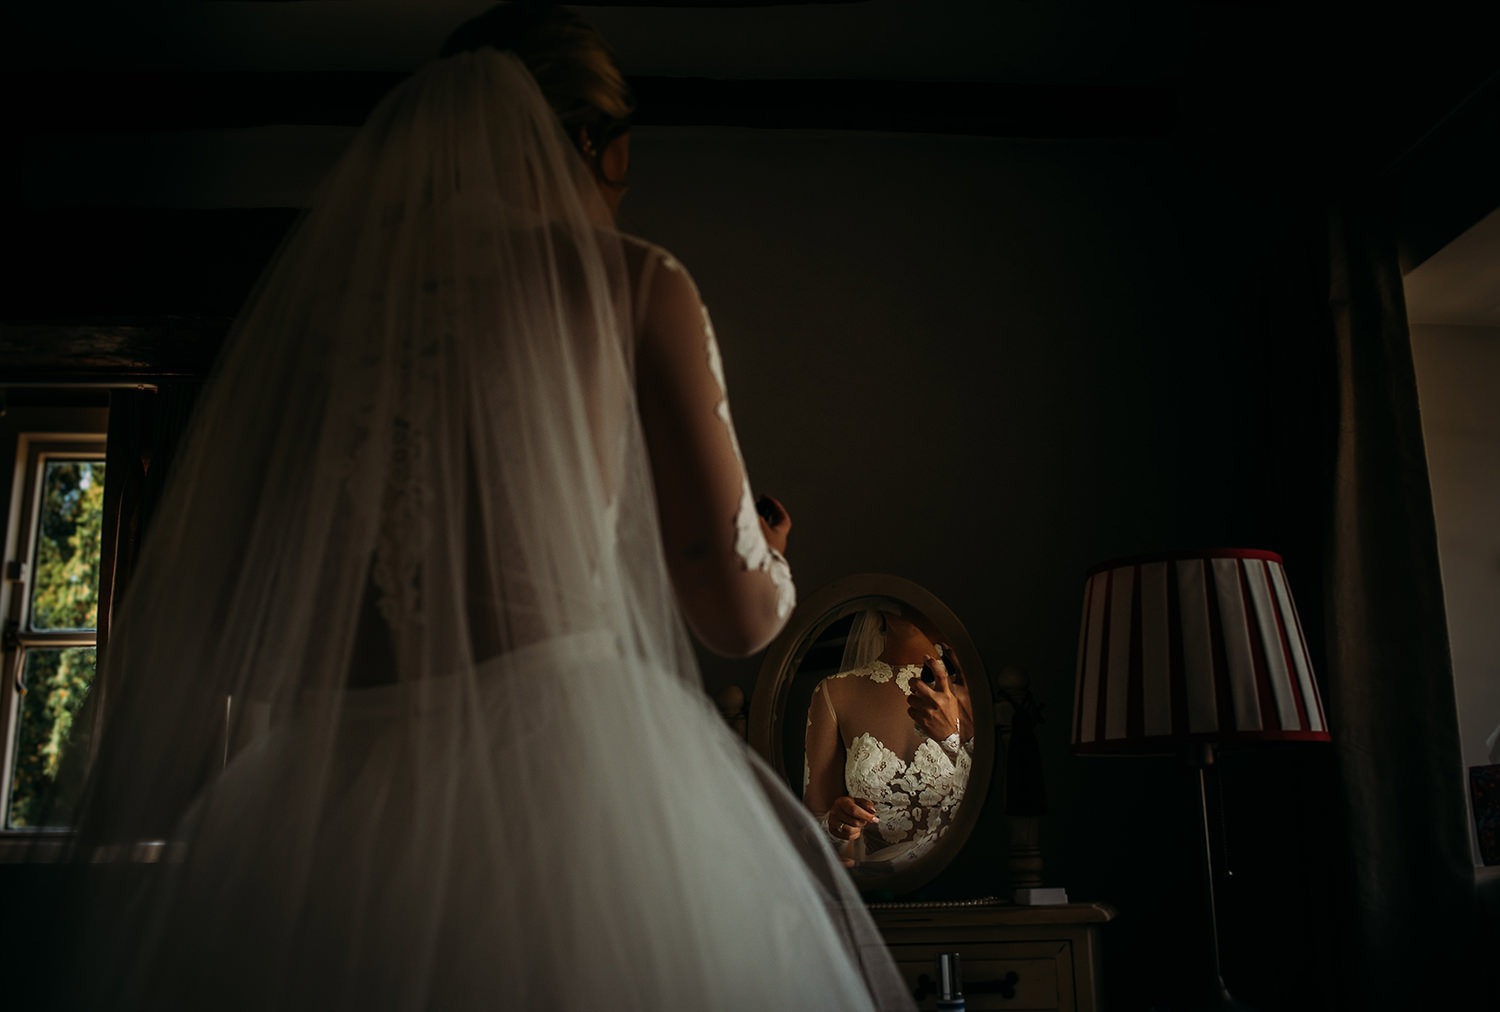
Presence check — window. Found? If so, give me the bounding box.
[0,403,109,835]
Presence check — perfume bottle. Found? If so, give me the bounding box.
[936,952,964,1011]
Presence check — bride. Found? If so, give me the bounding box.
[804,609,977,870]
[57,5,912,1010]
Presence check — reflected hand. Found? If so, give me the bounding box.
[825,796,878,844]
[908,654,964,741]
[755,494,791,555]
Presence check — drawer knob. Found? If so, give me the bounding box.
[970,971,1020,999]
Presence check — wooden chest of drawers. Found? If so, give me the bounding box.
[870,902,1115,1011]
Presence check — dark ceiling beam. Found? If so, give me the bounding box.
[0,317,230,383]
[7,72,1178,137]
[636,78,1177,137]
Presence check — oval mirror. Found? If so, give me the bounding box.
[749,574,994,895]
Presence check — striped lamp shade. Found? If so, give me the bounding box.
[1072,549,1329,753]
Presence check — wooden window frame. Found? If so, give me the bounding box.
[0,405,110,858]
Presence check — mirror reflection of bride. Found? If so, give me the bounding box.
[49,6,912,1010]
[805,608,977,869]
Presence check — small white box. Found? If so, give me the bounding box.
[1013,887,1069,906]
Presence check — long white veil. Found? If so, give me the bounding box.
[60,49,910,1011]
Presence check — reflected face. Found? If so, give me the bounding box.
[881,612,920,640]
[877,611,952,678]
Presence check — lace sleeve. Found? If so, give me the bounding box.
[634,245,795,657]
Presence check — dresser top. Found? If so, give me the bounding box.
[868,901,1116,929]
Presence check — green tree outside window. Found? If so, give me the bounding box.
[8,460,105,828]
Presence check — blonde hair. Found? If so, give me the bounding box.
[441,3,634,184]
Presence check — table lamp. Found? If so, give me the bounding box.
[1071,549,1330,1010]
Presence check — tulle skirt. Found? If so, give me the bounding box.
[89,633,907,1011]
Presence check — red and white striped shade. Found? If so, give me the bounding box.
[1072,550,1330,753]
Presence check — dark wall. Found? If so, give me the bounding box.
[619,125,1337,1009]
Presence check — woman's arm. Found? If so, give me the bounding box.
[804,680,877,852]
[803,681,848,820]
[635,250,794,657]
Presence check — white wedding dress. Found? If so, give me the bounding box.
[804,661,974,869]
[56,50,912,1012]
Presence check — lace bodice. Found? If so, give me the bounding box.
[843,731,970,856]
[804,660,974,864]
[349,236,795,679]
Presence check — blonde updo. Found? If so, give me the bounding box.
[441,3,634,185]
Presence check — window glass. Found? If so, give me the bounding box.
[28,460,106,632]
[7,646,96,829]
[5,450,106,832]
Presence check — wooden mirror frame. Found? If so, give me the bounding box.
[748,573,994,896]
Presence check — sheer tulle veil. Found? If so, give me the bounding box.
[56,48,911,1011]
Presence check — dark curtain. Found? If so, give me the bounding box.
[1323,202,1481,1009]
[96,382,201,717]
[95,389,150,688]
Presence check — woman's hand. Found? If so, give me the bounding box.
[755,494,791,555]
[907,654,965,741]
[824,795,878,843]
